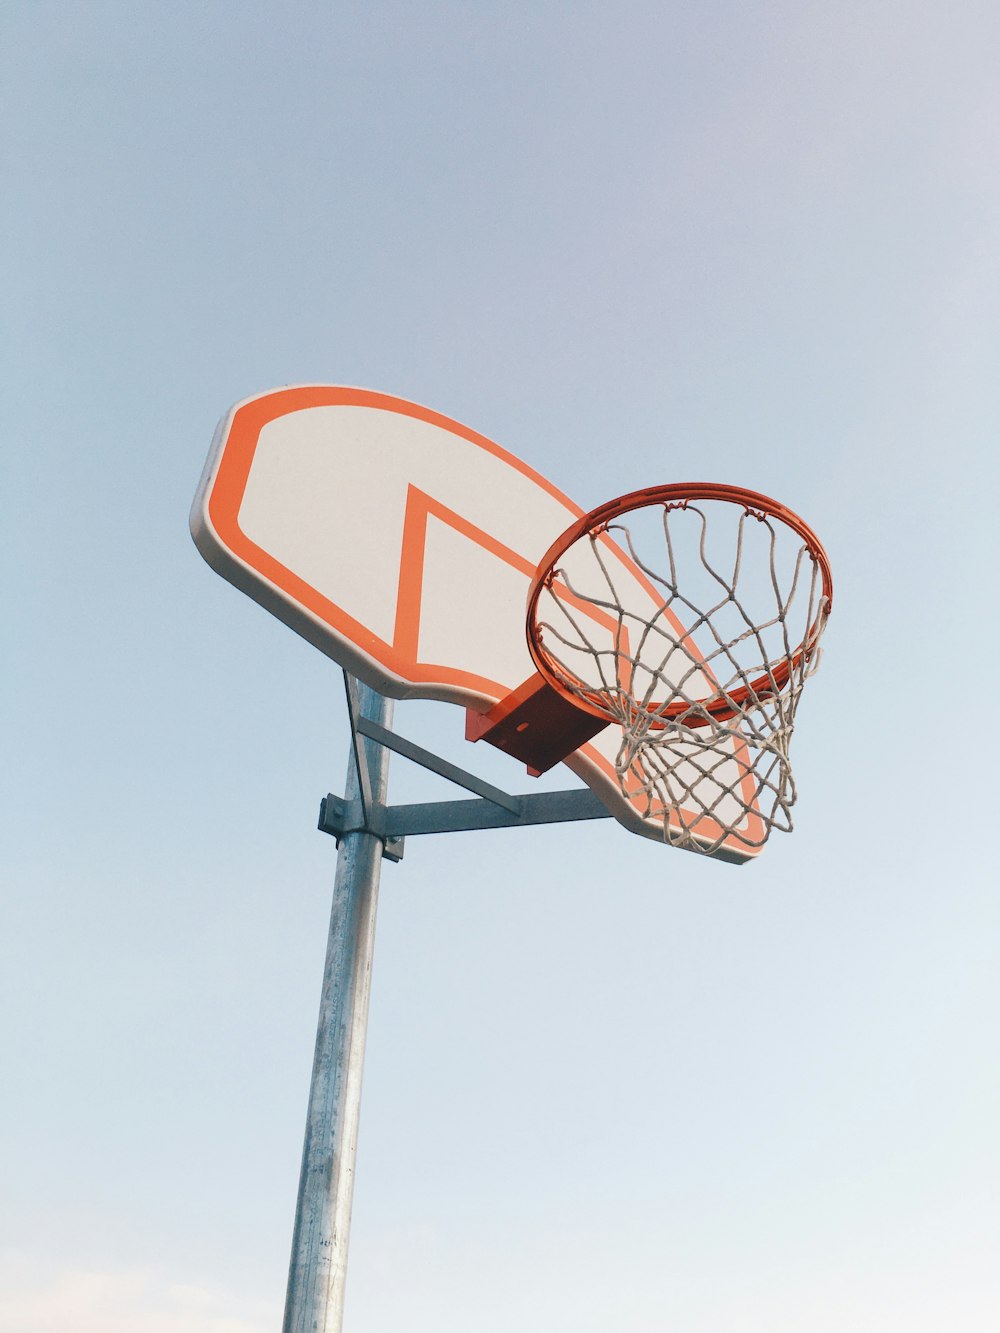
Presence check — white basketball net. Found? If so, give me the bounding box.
[534,499,831,856]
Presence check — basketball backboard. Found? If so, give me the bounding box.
[191,385,764,861]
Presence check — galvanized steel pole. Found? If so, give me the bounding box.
[282,682,393,1333]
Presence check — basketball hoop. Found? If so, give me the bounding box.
[523,483,833,855]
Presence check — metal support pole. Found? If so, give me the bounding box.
[283,681,393,1333]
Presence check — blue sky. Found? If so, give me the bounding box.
[3,3,998,1330]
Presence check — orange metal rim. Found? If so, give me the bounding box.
[526,483,834,727]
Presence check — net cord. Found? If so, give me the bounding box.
[532,502,830,854]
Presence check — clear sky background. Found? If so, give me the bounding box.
[3,3,998,1330]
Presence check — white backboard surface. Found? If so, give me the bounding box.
[192,386,762,860]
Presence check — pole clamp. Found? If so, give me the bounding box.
[318,796,405,863]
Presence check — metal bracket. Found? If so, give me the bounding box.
[318,795,406,862]
[378,832,406,863]
[325,699,615,857]
[319,786,613,842]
